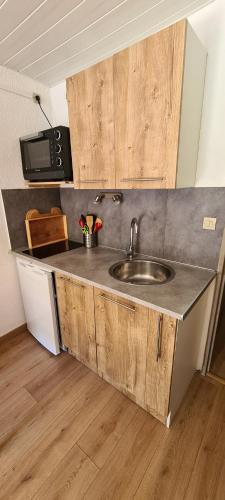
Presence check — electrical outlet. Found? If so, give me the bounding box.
[32,93,40,104]
[203,217,217,230]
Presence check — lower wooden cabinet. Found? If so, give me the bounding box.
[94,288,149,407]
[55,273,97,371]
[55,273,178,424]
[145,310,177,421]
[94,288,177,421]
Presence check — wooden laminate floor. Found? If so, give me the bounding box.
[1,330,225,500]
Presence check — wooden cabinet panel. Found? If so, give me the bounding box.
[55,273,97,371]
[145,310,177,419]
[67,20,205,190]
[114,21,186,189]
[67,57,115,189]
[55,275,178,423]
[94,288,149,406]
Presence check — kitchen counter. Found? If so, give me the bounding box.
[13,246,216,320]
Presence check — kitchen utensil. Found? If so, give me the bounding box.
[94,217,103,233]
[79,218,85,229]
[81,214,86,226]
[95,217,103,225]
[86,215,94,234]
[94,222,102,233]
[78,216,89,235]
[82,225,89,235]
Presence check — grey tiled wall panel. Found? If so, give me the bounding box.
[164,188,225,269]
[2,188,61,249]
[2,186,225,270]
[60,188,168,258]
[60,187,225,270]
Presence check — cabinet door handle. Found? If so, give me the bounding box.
[156,314,163,362]
[98,294,136,312]
[59,276,84,288]
[80,179,107,183]
[121,177,165,182]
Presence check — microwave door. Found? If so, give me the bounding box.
[25,138,51,172]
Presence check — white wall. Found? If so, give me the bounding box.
[0,65,52,336]
[0,66,52,190]
[50,81,68,127]
[190,0,225,186]
[0,193,25,335]
[50,0,225,187]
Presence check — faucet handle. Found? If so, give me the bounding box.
[131,217,138,232]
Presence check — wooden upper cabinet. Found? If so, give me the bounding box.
[114,21,185,189]
[67,57,115,189]
[67,19,206,190]
[94,288,149,407]
[55,273,97,372]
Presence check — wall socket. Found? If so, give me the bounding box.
[203,217,217,230]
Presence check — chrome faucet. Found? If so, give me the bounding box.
[127,218,138,260]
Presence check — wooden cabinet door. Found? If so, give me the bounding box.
[55,273,97,371]
[145,310,177,421]
[94,288,149,406]
[67,57,115,189]
[114,20,186,189]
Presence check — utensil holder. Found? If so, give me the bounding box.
[83,233,97,248]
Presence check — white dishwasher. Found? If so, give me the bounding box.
[16,258,60,355]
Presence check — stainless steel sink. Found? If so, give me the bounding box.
[109,259,175,285]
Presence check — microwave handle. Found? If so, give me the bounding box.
[20,131,44,142]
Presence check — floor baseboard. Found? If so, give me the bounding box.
[207,372,225,386]
[0,323,27,339]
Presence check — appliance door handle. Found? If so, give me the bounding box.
[17,261,35,270]
[17,260,50,276]
[30,268,50,277]
[22,132,43,142]
[98,294,136,312]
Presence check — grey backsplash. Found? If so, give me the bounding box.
[60,187,225,270]
[2,186,225,270]
[2,188,61,249]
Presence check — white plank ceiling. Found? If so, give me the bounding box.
[0,0,213,87]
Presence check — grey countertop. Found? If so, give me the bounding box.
[12,246,216,320]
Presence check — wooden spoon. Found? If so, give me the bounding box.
[86,214,94,234]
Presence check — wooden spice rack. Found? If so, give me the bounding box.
[25,207,68,249]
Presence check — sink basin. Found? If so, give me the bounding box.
[109,259,175,285]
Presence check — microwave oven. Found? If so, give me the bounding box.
[20,126,73,182]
